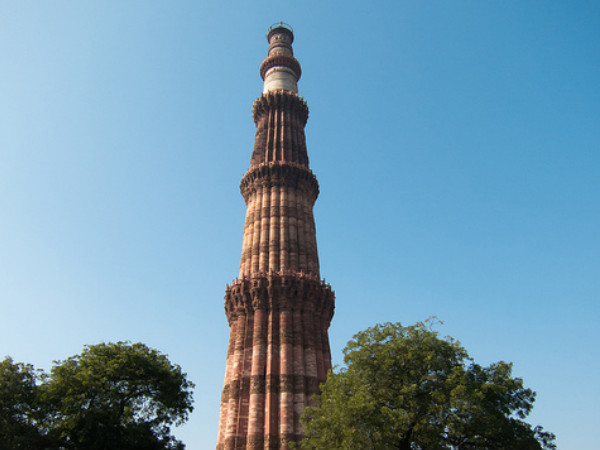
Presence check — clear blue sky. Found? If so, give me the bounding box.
[1,1,598,449]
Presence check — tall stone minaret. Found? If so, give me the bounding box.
[216,24,335,450]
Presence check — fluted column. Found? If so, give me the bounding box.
[292,308,306,435]
[247,307,267,449]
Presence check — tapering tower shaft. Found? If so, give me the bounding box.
[217,25,335,450]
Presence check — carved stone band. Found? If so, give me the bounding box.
[224,274,335,323]
[252,91,308,125]
[240,163,319,203]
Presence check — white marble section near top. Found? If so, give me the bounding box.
[263,67,298,93]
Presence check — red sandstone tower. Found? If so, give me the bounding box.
[216,24,335,450]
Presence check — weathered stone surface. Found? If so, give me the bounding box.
[217,25,335,450]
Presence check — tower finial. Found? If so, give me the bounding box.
[267,22,294,43]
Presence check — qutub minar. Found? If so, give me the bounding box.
[216,24,335,450]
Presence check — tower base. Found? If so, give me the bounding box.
[217,273,335,450]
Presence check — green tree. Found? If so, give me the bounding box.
[298,321,555,450]
[44,342,194,450]
[0,358,51,449]
[1,342,194,450]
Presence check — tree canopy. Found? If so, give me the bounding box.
[0,342,194,450]
[0,358,50,449]
[298,321,555,450]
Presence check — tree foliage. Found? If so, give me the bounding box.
[0,358,50,449]
[0,342,194,450]
[298,321,555,450]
